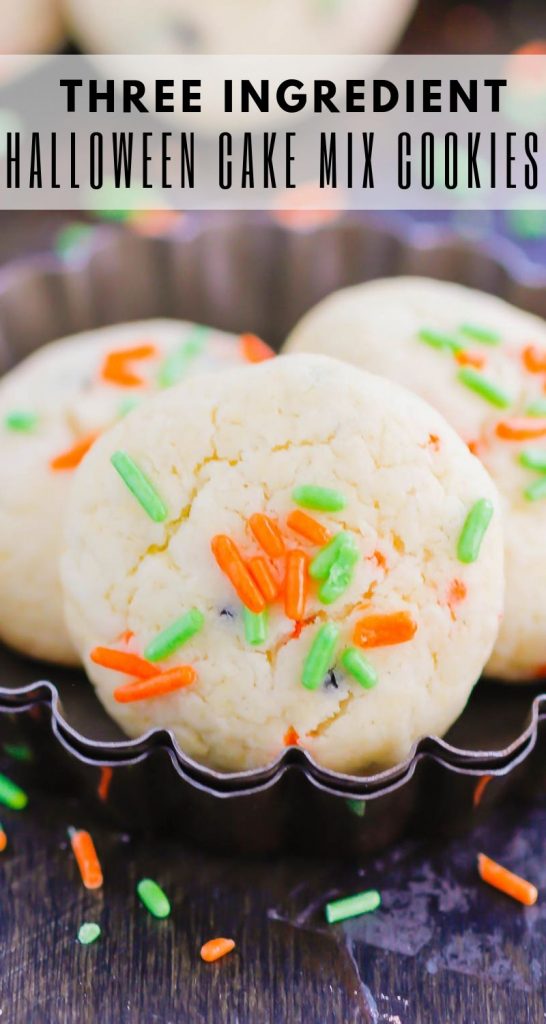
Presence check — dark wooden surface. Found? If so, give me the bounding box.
[2,771,546,1024]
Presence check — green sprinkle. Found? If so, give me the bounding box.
[55,223,94,260]
[418,328,462,352]
[457,498,494,564]
[506,208,546,240]
[526,398,546,417]
[4,411,38,432]
[302,622,340,691]
[325,889,381,924]
[309,531,355,581]
[345,798,366,818]
[341,648,378,689]
[144,608,204,662]
[0,773,28,810]
[457,368,511,409]
[110,450,167,523]
[157,325,209,388]
[3,743,33,762]
[78,922,101,945]
[318,541,359,604]
[459,323,501,345]
[118,396,141,418]
[292,485,347,513]
[137,878,171,919]
[243,607,268,646]
[524,477,546,502]
[519,449,546,472]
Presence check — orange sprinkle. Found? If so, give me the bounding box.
[283,726,300,747]
[473,774,492,808]
[284,550,309,621]
[477,853,538,906]
[101,344,158,387]
[50,431,98,471]
[427,433,441,450]
[353,611,417,649]
[372,550,388,571]
[455,350,485,369]
[447,578,467,619]
[117,629,134,645]
[211,535,266,613]
[200,938,236,963]
[467,439,480,455]
[522,344,546,373]
[248,556,280,603]
[290,614,319,640]
[240,333,275,363]
[286,509,331,546]
[114,666,197,703]
[0,828,7,853]
[69,828,103,890]
[90,647,156,679]
[248,513,285,558]
[130,209,180,236]
[97,766,113,803]
[496,417,546,441]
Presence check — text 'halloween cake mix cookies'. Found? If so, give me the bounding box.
[0,319,270,664]
[61,354,503,774]
[285,277,546,681]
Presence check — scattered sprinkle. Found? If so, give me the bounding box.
[292,484,347,513]
[211,535,266,614]
[118,396,141,417]
[522,344,546,373]
[50,432,98,471]
[97,766,113,803]
[477,853,537,906]
[457,498,494,563]
[302,622,340,690]
[248,513,285,558]
[200,937,236,962]
[341,648,378,689]
[114,666,196,703]
[144,608,204,662]
[284,549,309,621]
[4,410,38,432]
[68,827,103,890]
[157,326,209,387]
[318,536,359,604]
[473,774,492,808]
[90,647,156,679]
[457,367,511,408]
[353,611,417,649]
[526,398,546,417]
[137,878,171,918]
[3,742,33,762]
[78,922,101,945]
[0,773,28,810]
[101,344,157,387]
[346,799,366,818]
[447,578,468,617]
[524,477,546,502]
[286,509,331,546]
[0,823,7,852]
[283,726,300,747]
[455,350,485,369]
[496,417,546,440]
[325,889,381,924]
[418,328,461,352]
[243,607,268,646]
[110,450,168,522]
[519,448,546,471]
[309,531,354,581]
[248,556,280,603]
[459,323,501,345]
[54,222,94,259]
[240,333,275,363]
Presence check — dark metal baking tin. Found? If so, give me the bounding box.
[1,212,545,854]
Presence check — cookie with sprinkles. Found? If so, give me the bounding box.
[285,276,546,682]
[61,354,502,774]
[0,319,269,664]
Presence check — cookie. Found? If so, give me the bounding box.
[64,0,415,55]
[285,275,546,681]
[61,354,503,773]
[0,319,268,664]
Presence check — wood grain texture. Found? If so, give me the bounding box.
[1,774,546,1024]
